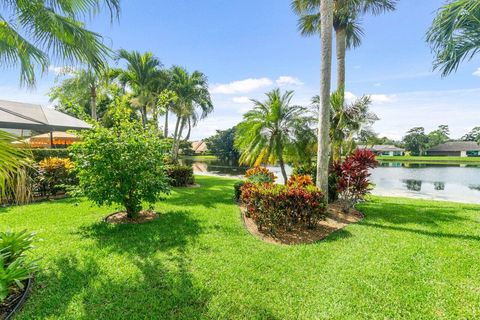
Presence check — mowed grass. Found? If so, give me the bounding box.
[1,176,480,319]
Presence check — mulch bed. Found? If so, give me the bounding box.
[241,201,364,245]
[0,278,32,320]
[103,210,159,224]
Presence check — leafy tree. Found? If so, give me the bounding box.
[235,89,315,184]
[0,0,120,86]
[462,126,480,142]
[402,127,430,155]
[427,125,450,148]
[71,105,170,218]
[427,0,480,76]
[357,129,395,146]
[205,127,240,163]
[292,0,397,93]
[169,66,213,160]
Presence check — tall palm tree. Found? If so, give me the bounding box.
[427,0,480,76]
[235,89,313,184]
[292,0,396,92]
[0,0,120,86]
[0,131,31,204]
[169,66,213,159]
[116,50,163,127]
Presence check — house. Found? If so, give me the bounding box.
[191,140,208,154]
[426,141,480,157]
[358,145,405,156]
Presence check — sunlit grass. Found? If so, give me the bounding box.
[1,176,479,319]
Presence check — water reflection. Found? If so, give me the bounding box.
[403,179,422,191]
[434,182,445,191]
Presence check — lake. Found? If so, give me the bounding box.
[180,158,480,204]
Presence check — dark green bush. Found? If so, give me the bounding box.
[31,148,70,161]
[166,165,194,187]
[233,181,245,202]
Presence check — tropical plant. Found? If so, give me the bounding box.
[427,0,480,76]
[0,0,120,86]
[245,167,277,184]
[116,50,163,128]
[165,165,194,187]
[292,0,397,92]
[169,66,213,159]
[312,89,378,161]
[205,127,240,163]
[235,89,314,184]
[0,230,38,303]
[49,68,114,121]
[157,88,178,137]
[0,131,32,204]
[35,157,77,198]
[70,106,170,218]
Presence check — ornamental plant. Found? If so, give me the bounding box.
[245,166,277,184]
[36,157,76,197]
[332,149,378,209]
[240,174,326,233]
[70,107,170,218]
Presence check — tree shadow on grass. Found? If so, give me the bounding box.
[18,210,212,319]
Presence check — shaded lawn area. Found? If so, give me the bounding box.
[1,176,479,319]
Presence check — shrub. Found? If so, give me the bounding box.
[70,108,170,218]
[31,148,70,162]
[166,165,194,187]
[233,181,245,202]
[333,149,378,209]
[35,157,77,197]
[245,166,276,183]
[293,163,338,202]
[240,175,326,233]
[0,230,38,303]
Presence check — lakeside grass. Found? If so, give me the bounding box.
[1,175,479,319]
[377,155,480,165]
[180,155,218,161]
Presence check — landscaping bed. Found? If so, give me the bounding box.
[241,201,363,244]
[103,210,159,224]
[0,279,32,320]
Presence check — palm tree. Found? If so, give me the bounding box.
[0,131,31,204]
[169,66,213,160]
[292,0,396,92]
[235,89,313,184]
[427,0,480,76]
[312,90,378,161]
[0,0,120,86]
[116,50,163,127]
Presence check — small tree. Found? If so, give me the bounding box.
[71,107,170,218]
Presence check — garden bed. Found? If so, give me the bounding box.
[241,202,363,245]
[0,278,32,320]
[103,210,159,224]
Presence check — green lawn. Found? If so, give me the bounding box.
[377,155,480,164]
[180,155,218,161]
[1,176,479,319]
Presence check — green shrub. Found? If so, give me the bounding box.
[240,175,326,233]
[34,157,77,198]
[166,165,194,187]
[294,163,338,202]
[31,148,70,161]
[0,230,38,303]
[245,167,276,183]
[70,107,170,218]
[233,181,245,202]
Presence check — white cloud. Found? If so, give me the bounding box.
[370,94,397,104]
[48,65,76,76]
[232,96,251,104]
[276,76,303,87]
[210,77,273,94]
[473,68,480,77]
[345,91,357,103]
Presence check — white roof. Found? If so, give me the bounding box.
[0,100,91,132]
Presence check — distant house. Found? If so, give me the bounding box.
[358,145,405,156]
[191,140,208,154]
[426,141,480,157]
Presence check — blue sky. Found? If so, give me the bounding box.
[1,0,479,140]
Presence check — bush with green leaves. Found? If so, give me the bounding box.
[233,181,245,202]
[70,108,171,218]
[0,230,38,303]
[166,165,194,187]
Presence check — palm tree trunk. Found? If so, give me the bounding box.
[278,155,288,185]
[141,106,148,128]
[336,27,346,92]
[164,106,169,138]
[174,118,186,160]
[172,116,181,157]
[184,118,192,141]
[316,0,334,201]
[90,85,97,121]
